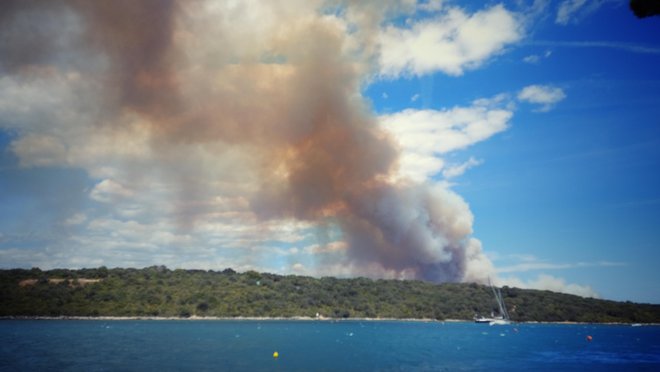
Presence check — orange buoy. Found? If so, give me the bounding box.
[586,335,593,342]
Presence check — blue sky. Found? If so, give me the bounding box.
[363,1,660,303]
[1,1,659,303]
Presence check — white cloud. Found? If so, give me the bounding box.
[416,0,444,12]
[517,84,566,111]
[556,0,588,25]
[90,179,135,203]
[472,93,515,110]
[555,0,623,26]
[379,4,523,77]
[442,157,483,179]
[499,274,599,298]
[410,93,420,102]
[4,211,317,271]
[497,260,625,274]
[379,102,512,181]
[555,0,616,25]
[523,0,552,18]
[522,50,552,64]
[492,254,626,298]
[523,54,540,64]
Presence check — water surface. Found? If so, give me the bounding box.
[1,320,658,371]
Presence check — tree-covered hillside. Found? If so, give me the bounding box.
[1,267,658,323]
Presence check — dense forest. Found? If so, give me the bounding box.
[1,267,658,323]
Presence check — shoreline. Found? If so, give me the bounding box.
[1,315,657,325]
[0,315,440,322]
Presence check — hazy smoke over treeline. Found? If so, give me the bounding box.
[0,1,494,283]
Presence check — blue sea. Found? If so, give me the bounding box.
[1,320,659,371]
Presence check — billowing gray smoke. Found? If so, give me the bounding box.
[0,0,493,283]
[342,182,485,282]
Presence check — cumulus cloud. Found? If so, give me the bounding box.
[517,84,566,111]
[379,102,512,181]
[379,4,523,77]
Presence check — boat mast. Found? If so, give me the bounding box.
[489,279,509,320]
[497,287,510,320]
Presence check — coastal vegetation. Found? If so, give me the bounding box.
[1,267,658,323]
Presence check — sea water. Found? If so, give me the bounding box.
[1,320,659,371]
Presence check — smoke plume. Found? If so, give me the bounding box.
[0,1,493,283]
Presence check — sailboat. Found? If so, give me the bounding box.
[474,280,511,325]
